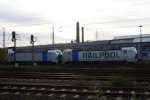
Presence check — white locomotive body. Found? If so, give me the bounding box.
[63,47,137,63]
[7,49,62,63]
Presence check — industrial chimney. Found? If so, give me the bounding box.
[82,27,84,43]
[76,22,80,43]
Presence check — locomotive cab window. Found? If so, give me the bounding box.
[10,53,13,56]
[56,51,61,55]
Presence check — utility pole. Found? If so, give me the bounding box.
[139,25,143,61]
[95,30,98,41]
[2,27,5,64]
[52,27,54,45]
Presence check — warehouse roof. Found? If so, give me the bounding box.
[110,38,134,44]
[113,34,150,40]
[133,37,150,43]
[111,34,150,44]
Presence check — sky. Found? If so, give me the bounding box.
[0,0,150,47]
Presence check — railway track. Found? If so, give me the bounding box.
[0,66,150,99]
[0,83,150,99]
[1,66,150,77]
[0,71,150,82]
[1,63,150,68]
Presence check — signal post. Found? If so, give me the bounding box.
[30,34,36,66]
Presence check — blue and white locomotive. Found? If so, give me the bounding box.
[7,47,138,63]
[63,47,137,63]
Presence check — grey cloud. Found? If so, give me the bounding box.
[0,10,54,25]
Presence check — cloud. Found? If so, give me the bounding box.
[0,10,54,26]
[0,1,54,26]
[0,0,150,47]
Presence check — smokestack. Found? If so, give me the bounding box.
[76,22,80,43]
[82,27,84,43]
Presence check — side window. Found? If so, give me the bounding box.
[142,48,148,57]
[142,52,147,57]
[123,50,127,54]
[68,52,71,55]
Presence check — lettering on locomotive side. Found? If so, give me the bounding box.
[82,51,120,59]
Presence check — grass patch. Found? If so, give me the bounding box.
[73,80,87,86]
[110,76,135,87]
